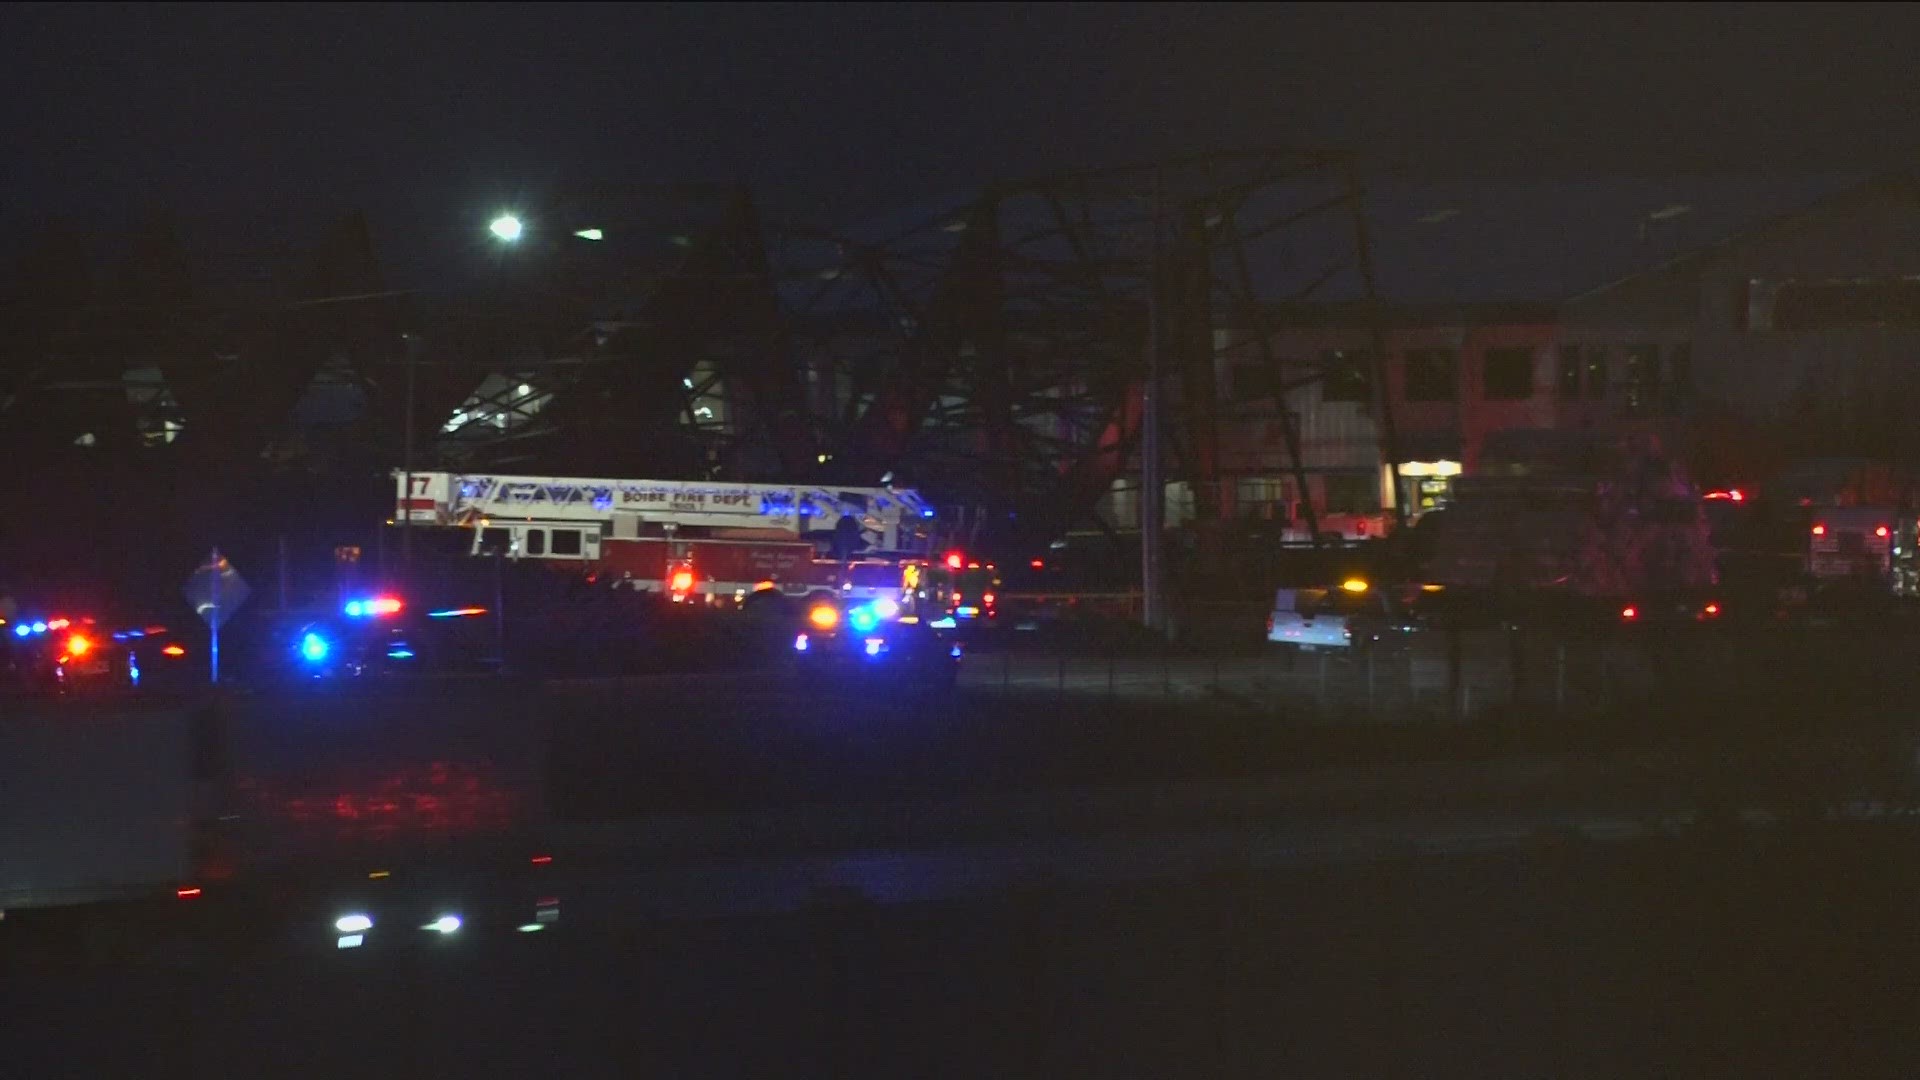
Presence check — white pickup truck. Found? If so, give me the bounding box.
[1266,582,1395,652]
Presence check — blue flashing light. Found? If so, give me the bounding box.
[31,621,47,634]
[12,624,29,638]
[128,654,141,685]
[793,633,809,653]
[848,605,880,634]
[344,600,364,618]
[950,644,963,658]
[387,648,415,660]
[300,632,331,663]
[864,638,885,657]
[928,617,957,629]
[921,508,936,518]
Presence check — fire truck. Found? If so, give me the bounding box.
[394,471,938,605]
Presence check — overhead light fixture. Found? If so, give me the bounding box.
[488,214,524,242]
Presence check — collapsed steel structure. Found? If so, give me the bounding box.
[0,152,1383,547]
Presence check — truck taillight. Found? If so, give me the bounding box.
[1812,523,1826,536]
[1876,525,1890,538]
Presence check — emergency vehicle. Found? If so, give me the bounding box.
[1807,507,1916,591]
[394,470,938,605]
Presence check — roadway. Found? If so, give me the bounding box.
[5,671,1892,903]
[10,676,1920,1074]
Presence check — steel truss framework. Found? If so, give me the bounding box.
[0,154,1381,541]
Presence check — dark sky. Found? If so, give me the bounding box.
[2,2,1915,293]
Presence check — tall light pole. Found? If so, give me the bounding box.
[400,331,420,567]
[1141,169,1166,636]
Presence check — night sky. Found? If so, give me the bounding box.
[3,3,1915,296]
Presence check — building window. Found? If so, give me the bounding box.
[1585,349,1609,398]
[1402,348,1456,402]
[1482,347,1536,401]
[1556,346,1582,398]
[1320,349,1373,403]
[1322,473,1378,514]
[1235,476,1293,521]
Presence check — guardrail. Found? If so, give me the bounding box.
[957,624,1920,744]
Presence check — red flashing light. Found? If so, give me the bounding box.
[530,854,553,866]
[1812,523,1827,536]
[1704,489,1746,502]
[670,570,695,592]
[945,552,964,570]
[1620,606,1638,621]
[1877,525,1891,538]
[47,618,70,630]
[162,644,187,657]
[65,634,92,657]
[1730,489,1745,502]
[982,592,996,606]
[1704,603,1721,617]
[176,886,202,899]
[1030,559,1044,569]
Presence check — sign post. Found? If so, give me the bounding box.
[184,549,250,685]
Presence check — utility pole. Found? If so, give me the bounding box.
[400,332,419,567]
[1347,167,1410,530]
[1140,168,1166,635]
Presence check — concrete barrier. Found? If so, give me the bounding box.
[0,698,198,908]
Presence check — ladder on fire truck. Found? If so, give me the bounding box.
[395,470,935,548]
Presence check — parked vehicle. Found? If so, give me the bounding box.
[1267,578,1399,653]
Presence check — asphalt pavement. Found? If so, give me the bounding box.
[12,675,1920,1075]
